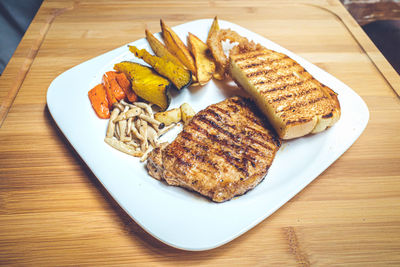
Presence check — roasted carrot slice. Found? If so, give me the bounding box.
[88,84,110,119]
[115,72,138,102]
[103,72,126,103]
[102,74,120,108]
[102,75,118,108]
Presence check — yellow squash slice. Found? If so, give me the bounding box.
[114,61,171,111]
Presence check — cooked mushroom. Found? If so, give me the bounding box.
[105,99,181,160]
[138,119,148,151]
[120,99,136,109]
[139,113,161,129]
[134,102,154,118]
[131,122,144,141]
[126,117,133,135]
[140,147,152,162]
[146,126,159,147]
[118,120,130,142]
[126,140,139,148]
[113,107,141,123]
[106,108,120,138]
[112,102,125,112]
[104,137,143,157]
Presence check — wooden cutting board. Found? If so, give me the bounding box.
[0,0,399,265]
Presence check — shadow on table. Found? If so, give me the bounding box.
[44,105,245,260]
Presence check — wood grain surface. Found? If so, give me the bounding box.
[0,0,399,265]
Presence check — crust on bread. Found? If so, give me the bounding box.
[229,47,341,139]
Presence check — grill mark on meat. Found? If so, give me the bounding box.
[181,131,209,151]
[171,131,219,176]
[220,150,251,177]
[196,114,273,155]
[227,104,239,113]
[245,125,281,148]
[228,98,267,128]
[197,114,235,139]
[190,121,262,155]
[178,118,273,178]
[176,157,192,168]
[203,108,223,122]
[188,121,260,169]
[213,106,231,117]
[170,138,220,175]
[188,121,255,177]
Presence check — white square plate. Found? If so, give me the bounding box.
[46,19,369,251]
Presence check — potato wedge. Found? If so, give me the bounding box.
[154,108,181,126]
[129,46,192,90]
[188,33,215,85]
[145,29,185,69]
[180,103,195,124]
[207,16,220,41]
[206,16,224,80]
[114,61,171,111]
[160,20,197,78]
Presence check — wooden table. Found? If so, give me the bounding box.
[1,0,399,265]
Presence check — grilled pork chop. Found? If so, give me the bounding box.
[147,96,281,202]
[229,46,340,140]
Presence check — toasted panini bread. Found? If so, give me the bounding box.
[229,46,340,139]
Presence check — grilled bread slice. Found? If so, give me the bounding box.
[229,47,340,139]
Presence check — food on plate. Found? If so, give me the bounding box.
[207,16,220,44]
[111,71,138,102]
[180,102,195,124]
[145,29,186,69]
[102,75,118,108]
[229,44,341,139]
[207,28,252,78]
[146,96,281,202]
[154,102,196,126]
[160,20,197,79]
[154,107,181,126]
[105,100,177,161]
[88,84,110,119]
[206,16,224,80]
[188,33,215,85]
[104,137,142,157]
[129,45,192,90]
[114,61,172,111]
[88,71,137,119]
[102,72,126,105]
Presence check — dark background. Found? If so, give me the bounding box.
[0,0,399,75]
